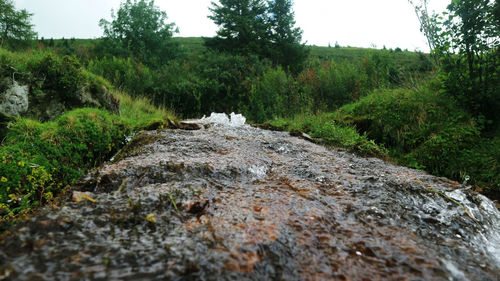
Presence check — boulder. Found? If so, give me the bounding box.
[26,83,119,122]
[0,79,28,117]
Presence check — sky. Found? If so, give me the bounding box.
[13,0,450,52]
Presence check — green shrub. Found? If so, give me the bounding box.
[28,54,82,103]
[88,56,155,96]
[244,66,309,122]
[337,82,500,200]
[338,84,472,150]
[405,122,480,174]
[150,61,201,118]
[0,109,129,216]
[0,48,119,121]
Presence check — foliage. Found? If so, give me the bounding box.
[0,109,126,216]
[267,0,309,72]
[408,0,441,54]
[207,0,307,71]
[337,82,500,200]
[438,0,499,127]
[412,0,500,129]
[244,66,307,122]
[88,56,155,96]
[0,96,174,217]
[99,0,179,66]
[207,0,269,56]
[268,113,387,157]
[0,47,175,218]
[150,60,201,117]
[0,48,119,121]
[338,83,473,150]
[0,0,36,48]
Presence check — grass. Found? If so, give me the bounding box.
[37,36,431,74]
[114,91,176,128]
[0,90,176,220]
[267,112,388,158]
[335,82,499,201]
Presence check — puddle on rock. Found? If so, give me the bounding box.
[1,113,499,280]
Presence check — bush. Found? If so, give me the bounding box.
[150,61,201,118]
[244,66,308,122]
[0,49,119,121]
[337,82,500,200]
[88,56,155,97]
[0,108,128,216]
[338,84,472,150]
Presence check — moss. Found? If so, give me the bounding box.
[250,122,284,132]
[0,93,176,219]
[112,132,164,163]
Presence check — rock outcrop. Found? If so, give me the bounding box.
[0,79,28,117]
[0,120,499,280]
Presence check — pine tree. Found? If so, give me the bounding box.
[206,0,270,56]
[206,0,307,72]
[267,0,308,72]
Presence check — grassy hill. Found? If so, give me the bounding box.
[40,37,432,74]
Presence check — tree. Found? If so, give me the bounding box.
[206,0,269,56]
[0,0,36,48]
[267,0,308,72]
[99,0,179,66]
[410,0,500,128]
[408,0,442,54]
[206,0,307,71]
[495,0,500,27]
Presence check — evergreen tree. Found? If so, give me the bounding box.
[267,0,308,72]
[206,0,269,56]
[0,0,36,48]
[207,0,307,71]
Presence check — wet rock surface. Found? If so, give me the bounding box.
[1,121,499,280]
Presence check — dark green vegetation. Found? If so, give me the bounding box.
[0,0,36,48]
[0,47,174,220]
[0,0,499,223]
[98,0,180,66]
[206,0,308,72]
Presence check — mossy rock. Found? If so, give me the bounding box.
[251,122,284,131]
[112,132,164,163]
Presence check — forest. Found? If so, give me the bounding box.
[0,0,499,222]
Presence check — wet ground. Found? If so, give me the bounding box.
[0,116,499,280]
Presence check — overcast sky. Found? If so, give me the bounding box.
[13,0,450,52]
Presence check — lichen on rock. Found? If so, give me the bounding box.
[0,79,28,117]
